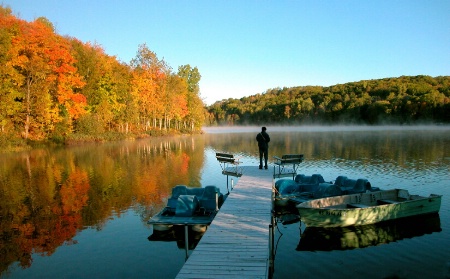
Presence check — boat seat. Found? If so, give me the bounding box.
[296,174,325,192]
[295,174,325,184]
[199,185,221,213]
[175,195,199,216]
[334,176,348,187]
[340,179,356,192]
[343,179,371,194]
[171,185,188,197]
[352,179,371,193]
[167,185,188,212]
[294,174,306,183]
[186,187,204,198]
[298,183,320,193]
[275,179,298,195]
[347,203,370,208]
[312,184,342,199]
[310,174,325,184]
[377,199,399,205]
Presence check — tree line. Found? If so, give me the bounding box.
[0,6,205,147]
[206,75,450,125]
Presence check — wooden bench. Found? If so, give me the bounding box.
[215,153,242,192]
[216,153,242,173]
[273,154,304,179]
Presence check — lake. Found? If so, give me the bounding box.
[1,126,449,279]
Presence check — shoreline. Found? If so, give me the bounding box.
[0,129,204,153]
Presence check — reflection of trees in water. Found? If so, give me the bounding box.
[0,156,91,272]
[0,136,206,274]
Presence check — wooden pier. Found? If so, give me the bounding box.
[176,166,274,279]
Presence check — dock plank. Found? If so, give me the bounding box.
[176,166,273,279]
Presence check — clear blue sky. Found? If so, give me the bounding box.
[3,0,449,105]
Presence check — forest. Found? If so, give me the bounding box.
[1,5,449,152]
[0,6,205,150]
[206,75,450,125]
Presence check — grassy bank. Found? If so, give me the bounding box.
[0,128,202,152]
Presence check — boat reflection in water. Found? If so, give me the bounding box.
[297,213,441,251]
[148,225,207,259]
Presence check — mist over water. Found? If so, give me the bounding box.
[203,124,450,134]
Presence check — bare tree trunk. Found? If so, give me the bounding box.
[23,77,32,139]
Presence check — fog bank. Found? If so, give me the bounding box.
[202,125,450,134]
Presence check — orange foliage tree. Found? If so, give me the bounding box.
[165,74,189,130]
[131,44,169,130]
[1,6,205,142]
[2,10,86,140]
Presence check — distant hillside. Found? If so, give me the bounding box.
[206,75,450,125]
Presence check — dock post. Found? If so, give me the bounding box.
[184,224,189,261]
[269,183,275,278]
[269,220,274,277]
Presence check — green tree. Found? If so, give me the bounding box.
[177,65,204,130]
[178,64,201,95]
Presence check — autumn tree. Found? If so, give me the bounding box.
[5,14,85,139]
[0,6,22,134]
[70,39,130,132]
[1,6,205,144]
[165,74,188,130]
[130,44,168,130]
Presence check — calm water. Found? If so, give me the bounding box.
[1,126,449,279]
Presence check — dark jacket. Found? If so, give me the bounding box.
[256,131,270,149]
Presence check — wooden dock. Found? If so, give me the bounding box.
[176,166,274,279]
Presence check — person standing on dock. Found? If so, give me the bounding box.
[256,126,270,169]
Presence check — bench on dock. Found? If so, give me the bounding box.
[216,153,242,177]
[273,154,304,179]
[216,153,242,193]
